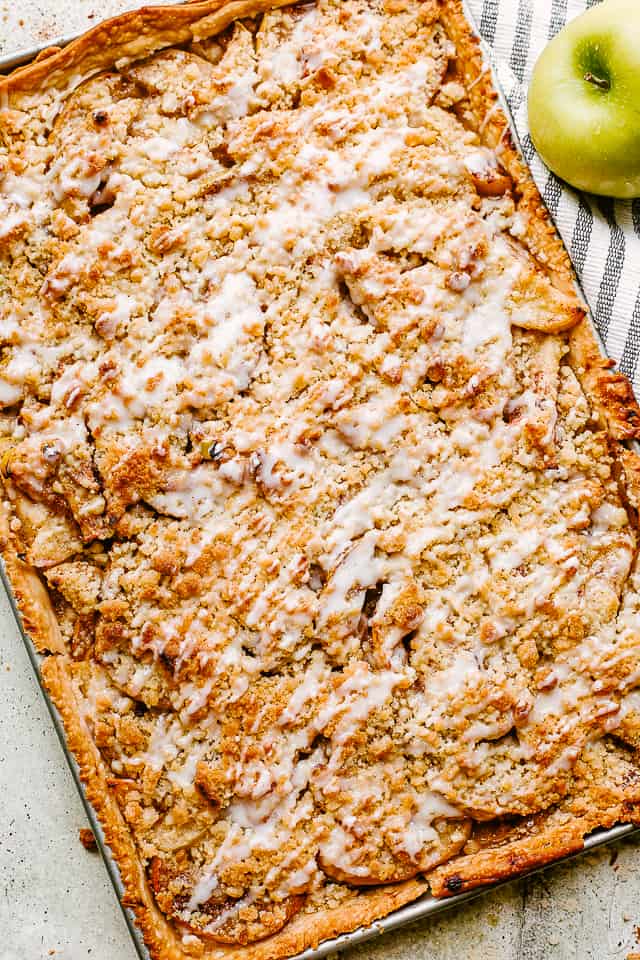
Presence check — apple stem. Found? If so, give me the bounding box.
[583,71,610,91]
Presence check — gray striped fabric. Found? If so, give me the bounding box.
[465,0,640,391]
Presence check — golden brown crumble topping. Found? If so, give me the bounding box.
[2,0,640,952]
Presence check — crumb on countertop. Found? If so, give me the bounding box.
[79,827,97,851]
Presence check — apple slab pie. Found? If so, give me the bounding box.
[2,1,640,957]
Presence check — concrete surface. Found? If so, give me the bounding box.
[1,2,640,959]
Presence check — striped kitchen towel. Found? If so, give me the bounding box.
[465,0,640,392]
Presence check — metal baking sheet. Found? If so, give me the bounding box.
[0,33,76,72]
[2,15,640,960]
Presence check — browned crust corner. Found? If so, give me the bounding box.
[428,820,586,898]
[428,800,640,900]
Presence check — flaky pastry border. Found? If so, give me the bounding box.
[2,1,640,958]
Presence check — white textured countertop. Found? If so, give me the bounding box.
[1,3,640,959]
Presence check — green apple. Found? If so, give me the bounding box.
[528,0,640,198]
